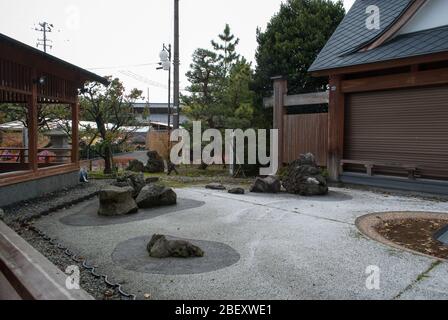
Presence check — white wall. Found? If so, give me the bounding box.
[397,0,448,35]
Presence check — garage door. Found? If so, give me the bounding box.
[344,85,448,180]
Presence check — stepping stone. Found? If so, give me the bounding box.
[205,183,226,191]
[228,188,245,195]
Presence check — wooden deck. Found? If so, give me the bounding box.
[0,221,93,300]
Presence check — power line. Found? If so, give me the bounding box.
[34,22,53,53]
[119,70,186,91]
[86,62,159,71]
[119,70,168,89]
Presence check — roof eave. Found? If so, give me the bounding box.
[310,50,448,77]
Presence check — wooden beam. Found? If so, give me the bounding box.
[27,69,38,173]
[264,91,329,108]
[71,100,79,165]
[0,164,79,187]
[341,67,448,93]
[327,75,345,181]
[311,52,448,77]
[272,77,288,168]
[284,91,329,107]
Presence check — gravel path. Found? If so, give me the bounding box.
[2,180,111,225]
[1,179,132,300]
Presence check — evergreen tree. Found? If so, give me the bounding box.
[254,0,345,109]
[212,24,240,76]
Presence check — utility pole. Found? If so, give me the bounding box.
[173,0,180,129]
[35,22,54,53]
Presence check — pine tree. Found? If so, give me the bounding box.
[211,24,240,76]
[182,48,223,129]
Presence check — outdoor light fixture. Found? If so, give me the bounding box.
[159,49,169,63]
[157,43,173,133]
[33,76,46,85]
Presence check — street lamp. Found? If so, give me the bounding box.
[157,43,172,135]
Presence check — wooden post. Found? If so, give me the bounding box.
[28,69,38,172]
[327,75,345,181]
[71,99,80,166]
[272,76,288,168]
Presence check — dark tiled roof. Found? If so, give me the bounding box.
[309,0,416,72]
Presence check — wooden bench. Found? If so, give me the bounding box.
[341,159,418,180]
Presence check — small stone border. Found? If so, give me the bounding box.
[356,211,448,262]
[1,180,135,300]
[2,180,111,224]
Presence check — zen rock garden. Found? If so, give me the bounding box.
[98,172,205,260]
[98,172,177,216]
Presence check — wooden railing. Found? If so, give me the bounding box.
[0,147,72,164]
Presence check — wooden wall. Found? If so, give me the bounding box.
[283,113,328,167]
[146,130,170,159]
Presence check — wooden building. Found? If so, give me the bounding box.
[308,0,448,194]
[0,33,108,206]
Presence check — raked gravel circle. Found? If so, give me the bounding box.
[112,235,241,275]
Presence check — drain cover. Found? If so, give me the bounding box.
[435,225,448,245]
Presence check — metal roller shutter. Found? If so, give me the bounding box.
[344,85,448,180]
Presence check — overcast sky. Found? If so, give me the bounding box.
[0,0,355,102]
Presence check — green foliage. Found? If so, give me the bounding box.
[80,77,143,173]
[183,25,256,132]
[212,23,240,76]
[253,0,345,120]
[0,103,71,132]
[182,48,223,129]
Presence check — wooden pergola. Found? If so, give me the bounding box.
[0,33,108,187]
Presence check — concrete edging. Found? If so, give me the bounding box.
[356,211,448,262]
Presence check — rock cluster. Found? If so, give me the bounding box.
[113,172,146,198]
[145,151,165,173]
[98,172,176,216]
[282,153,328,196]
[147,234,204,258]
[250,176,281,193]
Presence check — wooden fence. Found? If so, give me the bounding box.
[283,113,328,166]
[265,77,329,167]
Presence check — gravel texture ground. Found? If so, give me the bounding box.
[1,179,133,300]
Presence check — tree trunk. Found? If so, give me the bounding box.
[103,144,113,174]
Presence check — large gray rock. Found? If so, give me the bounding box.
[98,186,138,216]
[250,176,281,193]
[0,208,4,221]
[282,153,328,196]
[136,184,177,209]
[145,151,165,173]
[113,172,146,198]
[147,234,204,258]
